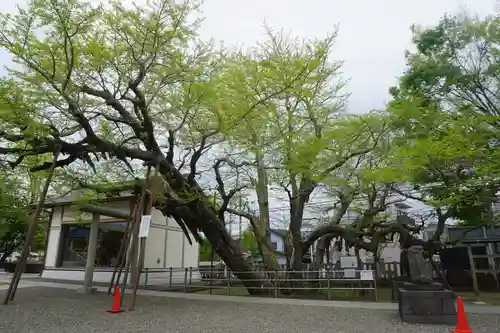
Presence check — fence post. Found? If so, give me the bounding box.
[209,262,213,295]
[327,269,331,301]
[169,267,173,288]
[189,266,193,285]
[273,270,279,298]
[184,268,188,293]
[144,268,149,287]
[227,268,232,296]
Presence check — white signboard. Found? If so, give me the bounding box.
[344,269,356,278]
[139,215,152,238]
[360,270,374,281]
[340,256,358,269]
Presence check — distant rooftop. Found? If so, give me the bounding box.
[270,229,288,238]
[38,181,140,208]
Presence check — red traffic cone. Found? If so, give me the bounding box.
[452,296,473,333]
[106,285,124,314]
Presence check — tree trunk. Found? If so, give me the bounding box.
[252,219,280,271]
[253,141,279,271]
[309,234,334,287]
[160,198,271,295]
[312,235,334,270]
[289,183,312,272]
[95,147,275,294]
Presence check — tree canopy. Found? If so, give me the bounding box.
[387,13,500,228]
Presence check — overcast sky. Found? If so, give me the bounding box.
[1,0,497,112]
[0,0,496,231]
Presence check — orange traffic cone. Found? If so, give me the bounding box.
[452,296,472,333]
[106,285,124,314]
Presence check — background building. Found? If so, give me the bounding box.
[40,189,199,286]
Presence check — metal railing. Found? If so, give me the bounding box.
[140,267,378,301]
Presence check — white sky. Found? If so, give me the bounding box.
[2,0,497,111]
[0,0,496,232]
[1,0,496,111]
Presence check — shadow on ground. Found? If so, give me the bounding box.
[1,287,499,333]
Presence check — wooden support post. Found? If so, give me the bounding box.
[130,165,156,311]
[129,236,147,310]
[3,146,61,305]
[107,200,137,295]
[467,244,480,297]
[82,213,100,294]
[120,194,146,304]
[120,167,151,305]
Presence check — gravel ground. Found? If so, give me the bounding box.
[1,287,499,333]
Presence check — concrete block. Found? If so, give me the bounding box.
[398,287,456,325]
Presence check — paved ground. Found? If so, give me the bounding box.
[0,287,499,333]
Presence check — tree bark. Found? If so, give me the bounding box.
[155,168,271,295]
[2,133,272,294]
[309,234,334,286]
[253,142,279,271]
[173,203,271,294]
[252,218,280,271]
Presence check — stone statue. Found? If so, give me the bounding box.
[405,245,434,285]
[396,245,454,325]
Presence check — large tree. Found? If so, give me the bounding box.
[0,167,30,262]
[210,29,352,271]
[0,0,336,292]
[388,13,500,229]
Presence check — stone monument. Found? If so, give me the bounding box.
[397,245,456,325]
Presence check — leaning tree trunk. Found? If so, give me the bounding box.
[152,164,271,295]
[163,202,272,295]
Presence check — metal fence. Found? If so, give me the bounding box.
[140,267,378,301]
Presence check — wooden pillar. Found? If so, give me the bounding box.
[82,213,100,294]
[466,244,480,297]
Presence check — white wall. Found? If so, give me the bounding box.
[379,242,401,263]
[142,207,199,269]
[144,226,166,268]
[44,201,199,278]
[270,232,284,252]
[183,237,199,268]
[165,230,184,267]
[45,207,63,267]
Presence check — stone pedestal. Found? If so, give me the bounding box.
[398,283,456,325]
[392,280,444,302]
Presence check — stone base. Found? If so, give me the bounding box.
[392,280,444,302]
[76,287,98,295]
[398,284,456,325]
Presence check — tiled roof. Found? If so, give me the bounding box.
[270,229,288,238]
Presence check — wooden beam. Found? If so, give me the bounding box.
[466,244,480,297]
[77,203,130,220]
[3,146,61,304]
